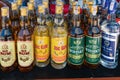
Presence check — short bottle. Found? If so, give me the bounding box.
[0,7,17,72]
[17,7,35,72]
[101,1,120,69]
[51,5,68,69]
[85,5,101,69]
[68,6,85,69]
[34,5,50,67]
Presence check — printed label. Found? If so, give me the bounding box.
[109,1,115,11]
[17,41,34,67]
[0,41,16,67]
[35,36,49,62]
[51,37,67,64]
[68,37,84,65]
[101,32,119,63]
[85,36,101,64]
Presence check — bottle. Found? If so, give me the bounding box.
[101,1,120,69]
[43,0,53,36]
[51,5,67,69]
[17,7,34,72]
[0,7,17,72]
[11,2,20,41]
[34,5,50,67]
[68,5,84,69]
[27,2,37,33]
[85,5,101,69]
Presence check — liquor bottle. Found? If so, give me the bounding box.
[43,0,53,36]
[27,2,37,33]
[11,2,20,41]
[34,5,50,67]
[85,5,101,69]
[68,5,85,69]
[17,7,34,72]
[101,1,120,69]
[0,7,17,72]
[51,5,67,69]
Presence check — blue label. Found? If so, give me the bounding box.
[101,32,118,63]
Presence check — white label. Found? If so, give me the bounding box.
[0,41,16,67]
[110,1,114,11]
[17,41,34,67]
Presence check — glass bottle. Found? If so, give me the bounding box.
[11,2,20,41]
[51,5,67,69]
[17,7,34,72]
[27,2,37,33]
[34,5,50,67]
[101,0,120,68]
[68,5,85,69]
[85,5,101,69]
[0,7,17,72]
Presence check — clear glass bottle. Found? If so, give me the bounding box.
[27,2,37,33]
[34,5,50,67]
[17,7,34,72]
[51,5,67,69]
[0,7,17,72]
[11,2,20,41]
[68,6,84,69]
[85,5,101,69]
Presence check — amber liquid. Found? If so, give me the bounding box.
[17,16,34,72]
[0,16,17,72]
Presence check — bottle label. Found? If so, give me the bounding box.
[101,32,119,63]
[68,37,84,65]
[85,36,101,64]
[17,41,34,67]
[0,41,16,67]
[35,36,49,62]
[51,37,67,64]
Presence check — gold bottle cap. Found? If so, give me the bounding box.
[1,7,9,16]
[27,2,34,10]
[17,0,22,6]
[43,0,48,8]
[56,5,63,14]
[20,7,28,16]
[56,0,63,6]
[38,5,45,13]
[73,6,80,15]
[29,0,34,3]
[11,2,18,10]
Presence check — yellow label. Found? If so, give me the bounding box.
[0,41,16,67]
[35,36,49,62]
[20,7,27,16]
[43,1,48,8]
[12,2,17,10]
[56,5,63,14]
[38,5,45,13]
[17,41,34,67]
[1,7,9,16]
[28,2,34,10]
[51,37,67,64]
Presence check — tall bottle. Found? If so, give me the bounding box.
[101,1,120,69]
[27,2,37,33]
[34,5,50,67]
[85,5,101,69]
[11,2,20,41]
[51,5,67,69]
[0,7,17,72]
[17,7,34,72]
[68,5,85,69]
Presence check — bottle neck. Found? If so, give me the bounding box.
[72,14,81,27]
[20,16,28,29]
[2,16,10,28]
[37,13,46,26]
[109,13,116,22]
[91,15,98,27]
[54,13,64,26]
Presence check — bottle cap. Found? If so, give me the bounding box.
[17,0,22,6]
[1,7,9,16]
[38,5,45,13]
[56,5,63,14]
[11,2,18,10]
[43,0,48,9]
[56,0,64,6]
[91,5,98,16]
[29,0,34,3]
[20,7,28,16]
[73,6,80,15]
[27,2,34,10]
